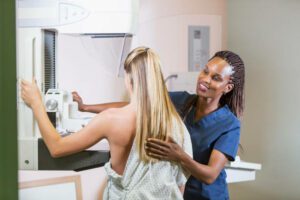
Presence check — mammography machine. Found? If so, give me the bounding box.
[17,0,139,170]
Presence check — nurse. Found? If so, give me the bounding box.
[146,50,245,200]
[72,50,245,199]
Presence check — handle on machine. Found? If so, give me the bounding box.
[32,37,36,137]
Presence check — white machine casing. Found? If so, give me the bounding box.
[17,0,139,170]
[44,89,92,134]
[17,0,139,34]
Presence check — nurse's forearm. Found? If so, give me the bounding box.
[179,151,225,185]
[31,102,62,157]
[80,102,129,113]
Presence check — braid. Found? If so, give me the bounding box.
[211,51,245,118]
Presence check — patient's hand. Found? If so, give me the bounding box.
[72,91,85,112]
[21,79,43,109]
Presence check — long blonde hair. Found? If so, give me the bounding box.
[124,47,184,162]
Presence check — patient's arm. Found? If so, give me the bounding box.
[98,176,108,200]
[72,91,128,113]
[179,185,185,194]
[21,80,114,158]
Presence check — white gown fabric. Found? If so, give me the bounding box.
[103,121,193,200]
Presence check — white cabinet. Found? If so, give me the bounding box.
[226,156,262,183]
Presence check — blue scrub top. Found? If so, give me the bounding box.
[169,91,240,200]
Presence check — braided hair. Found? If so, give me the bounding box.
[211,51,245,118]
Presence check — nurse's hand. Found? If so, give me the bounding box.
[72,91,86,112]
[21,79,43,109]
[145,137,184,162]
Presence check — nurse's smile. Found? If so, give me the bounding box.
[197,82,209,93]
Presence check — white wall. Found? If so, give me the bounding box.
[56,34,129,104]
[227,0,300,199]
[134,0,227,77]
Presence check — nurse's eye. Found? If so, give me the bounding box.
[212,75,222,81]
[203,68,209,74]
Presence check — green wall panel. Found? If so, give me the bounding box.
[0,0,18,199]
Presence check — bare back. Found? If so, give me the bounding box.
[103,105,136,175]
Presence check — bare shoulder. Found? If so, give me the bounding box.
[84,108,118,129]
[98,107,127,120]
[88,108,117,130]
[103,106,134,119]
[100,106,135,140]
[92,107,134,129]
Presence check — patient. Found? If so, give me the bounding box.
[21,46,192,199]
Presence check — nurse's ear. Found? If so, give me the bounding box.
[223,83,234,95]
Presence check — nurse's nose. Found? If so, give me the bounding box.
[201,74,211,85]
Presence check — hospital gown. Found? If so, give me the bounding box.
[103,120,193,200]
